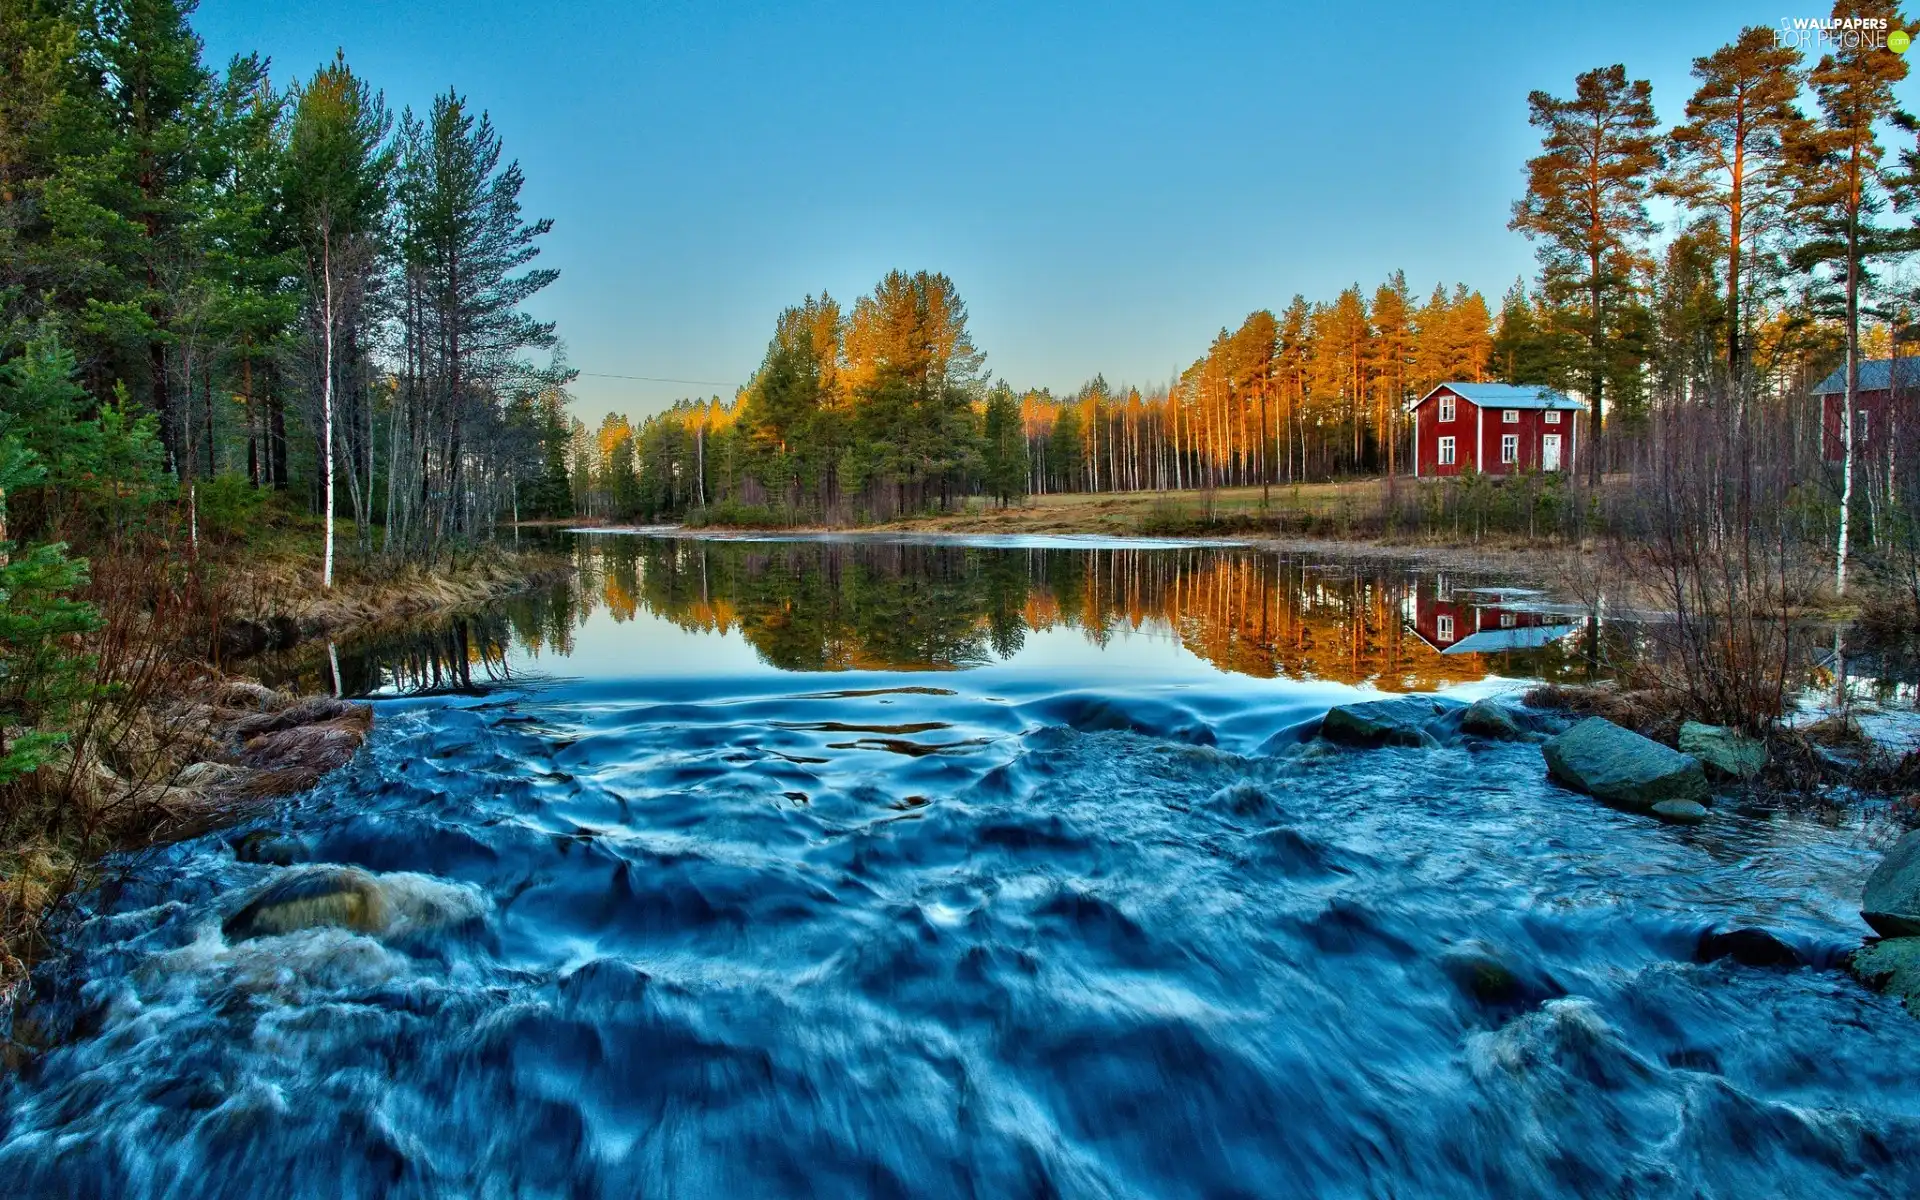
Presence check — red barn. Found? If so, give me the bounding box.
[1407,383,1586,478]
[1813,358,1917,462]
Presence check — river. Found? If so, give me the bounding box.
[3,533,1916,1198]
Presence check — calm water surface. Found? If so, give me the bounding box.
[4,534,1916,1198]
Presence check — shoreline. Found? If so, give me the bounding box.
[0,549,576,1025]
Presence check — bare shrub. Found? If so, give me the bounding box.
[1601,394,1825,732]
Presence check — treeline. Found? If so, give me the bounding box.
[571,9,1919,528]
[0,0,574,575]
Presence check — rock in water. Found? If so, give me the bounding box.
[1849,937,1920,1013]
[1862,830,1920,938]
[1541,717,1709,812]
[1697,927,1804,969]
[1677,721,1767,780]
[1320,696,1463,748]
[222,867,390,941]
[1460,699,1524,740]
[1651,799,1709,826]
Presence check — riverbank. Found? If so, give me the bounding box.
[0,544,575,1019]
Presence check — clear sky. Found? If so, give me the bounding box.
[194,1,1918,425]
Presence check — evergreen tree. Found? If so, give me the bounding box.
[981,382,1025,507]
[91,0,214,469]
[1046,403,1083,493]
[1511,64,1663,481]
[1661,25,1806,385]
[284,53,392,585]
[1787,0,1911,593]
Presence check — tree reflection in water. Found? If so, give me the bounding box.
[565,537,1615,689]
[271,537,1628,697]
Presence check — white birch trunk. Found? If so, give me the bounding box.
[322,227,336,591]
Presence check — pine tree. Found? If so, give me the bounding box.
[1368,275,1413,477]
[981,382,1025,507]
[1788,0,1911,593]
[1661,25,1806,386]
[91,0,214,470]
[1511,64,1663,481]
[284,53,393,587]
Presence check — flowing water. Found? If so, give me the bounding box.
[4,534,1917,1198]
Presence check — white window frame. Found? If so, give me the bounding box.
[1438,436,1456,466]
[1500,612,1517,628]
[1438,394,1456,422]
[1500,433,1518,464]
[1544,409,1561,424]
[1502,408,1520,423]
[1858,410,1871,440]
[1436,614,1455,642]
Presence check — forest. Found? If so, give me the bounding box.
[0,0,575,952]
[0,0,575,572]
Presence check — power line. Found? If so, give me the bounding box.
[577,371,733,387]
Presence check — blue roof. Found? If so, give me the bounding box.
[1811,358,1920,394]
[1409,383,1586,413]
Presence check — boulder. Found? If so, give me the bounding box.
[1438,940,1561,1014]
[1848,937,1920,1013]
[1460,699,1525,740]
[1320,696,1463,748]
[1696,927,1804,969]
[222,866,389,941]
[1677,721,1767,780]
[213,679,285,712]
[1862,830,1920,938]
[230,828,306,866]
[230,696,369,741]
[1651,799,1709,826]
[1542,717,1709,812]
[240,716,369,775]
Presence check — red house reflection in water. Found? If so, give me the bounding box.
[1406,577,1583,656]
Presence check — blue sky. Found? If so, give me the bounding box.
[196,1,1918,424]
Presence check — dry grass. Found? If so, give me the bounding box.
[2,525,571,1032]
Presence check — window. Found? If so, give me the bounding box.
[1437,614,1455,642]
[1438,436,1456,466]
[1544,409,1562,424]
[1502,409,1520,423]
[1501,434,1518,464]
[1438,394,1456,422]
[1858,410,1871,440]
[1500,612,1518,628]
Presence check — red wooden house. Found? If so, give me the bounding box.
[1407,383,1586,478]
[1813,358,1917,462]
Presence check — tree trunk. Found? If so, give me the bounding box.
[1838,212,1858,595]
[322,228,336,590]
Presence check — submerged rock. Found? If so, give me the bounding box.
[222,867,389,941]
[1438,940,1561,1014]
[1697,927,1804,969]
[1651,799,1709,826]
[1862,830,1920,938]
[1849,937,1920,1013]
[1677,721,1767,780]
[230,829,306,866]
[1320,696,1463,748]
[1542,717,1709,813]
[1460,699,1525,740]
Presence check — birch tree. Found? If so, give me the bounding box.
[284,53,392,587]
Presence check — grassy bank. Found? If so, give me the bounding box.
[0,509,572,1023]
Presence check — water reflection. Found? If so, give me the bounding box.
[274,535,1622,697]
